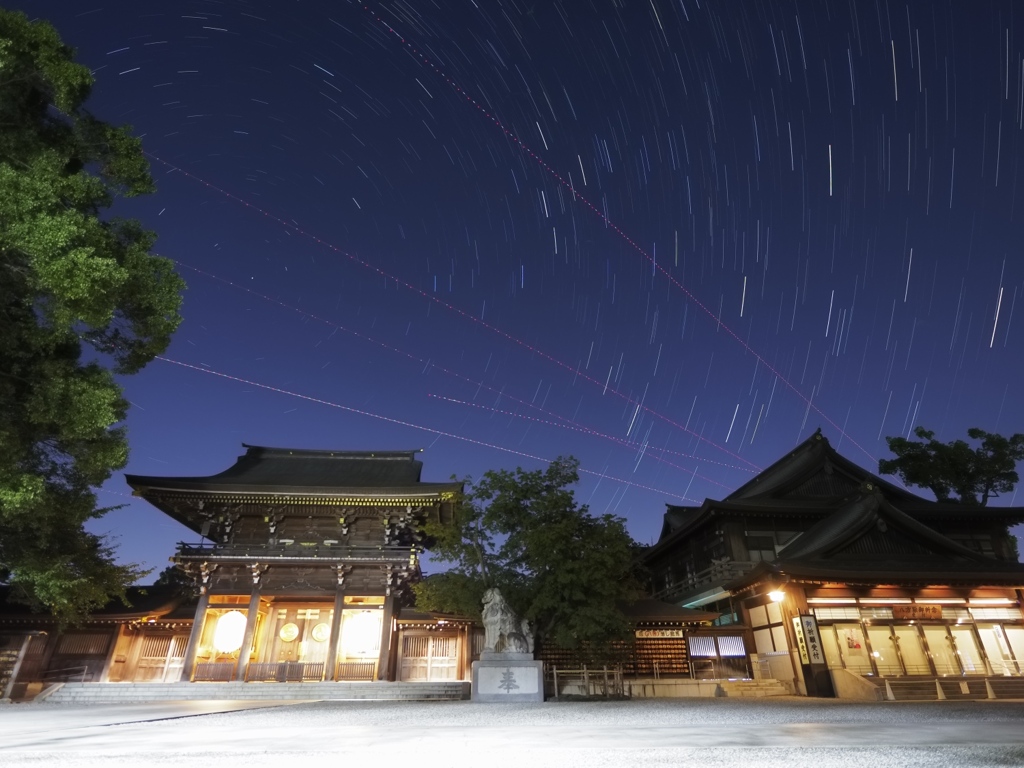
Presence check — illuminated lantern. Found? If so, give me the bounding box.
[212,610,247,653]
[342,610,382,657]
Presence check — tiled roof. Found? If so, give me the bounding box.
[126,445,461,496]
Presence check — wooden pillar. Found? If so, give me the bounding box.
[178,592,209,682]
[324,586,346,681]
[98,625,126,683]
[2,635,34,701]
[235,590,262,682]
[376,594,396,681]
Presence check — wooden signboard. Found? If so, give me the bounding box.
[892,604,943,620]
[635,628,684,639]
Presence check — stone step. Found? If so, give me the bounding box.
[41,681,470,704]
[864,676,1024,702]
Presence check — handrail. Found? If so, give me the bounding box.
[41,666,88,683]
[653,559,757,602]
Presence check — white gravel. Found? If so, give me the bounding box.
[3,697,1024,768]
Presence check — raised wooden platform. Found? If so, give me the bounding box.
[35,681,471,704]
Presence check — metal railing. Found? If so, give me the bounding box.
[548,666,624,699]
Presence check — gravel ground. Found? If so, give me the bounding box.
[3,697,1024,768]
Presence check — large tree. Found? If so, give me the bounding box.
[0,10,184,623]
[879,427,1024,506]
[413,457,644,653]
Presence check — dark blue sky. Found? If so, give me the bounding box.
[20,0,1024,576]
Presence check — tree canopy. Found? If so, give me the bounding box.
[0,10,185,624]
[879,427,1024,506]
[413,457,644,652]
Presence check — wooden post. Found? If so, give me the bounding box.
[235,591,262,682]
[2,634,34,701]
[98,625,126,683]
[376,594,396,681]
[178,592,209,682]
[324,587,346,681]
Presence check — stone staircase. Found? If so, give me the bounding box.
[37,680,471,704]
[718,679,792,697]
[867,676,1024,702]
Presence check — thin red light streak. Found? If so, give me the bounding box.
[174,259,759,475]
[138,173,757,471]
[428,393,735,490]
[154,355,698,501]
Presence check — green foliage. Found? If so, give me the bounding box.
[153,565,199,599]
[879,427,1024,506]
[0,10,185,624]
[413,457,644,651]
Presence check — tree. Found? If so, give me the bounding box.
[153,564,199,599]
[879,427,1024,506]
[413,457,644,652]
[0,11,185,624]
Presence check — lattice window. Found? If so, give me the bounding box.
[715,636,746,657]
[812,607,861,621]
[970,607,1023,621]
[56,633,109,655]
[140,636,172,659]
[858,607,893,620]
[942,608,971,621]
[688,636,717,657]
[403,635,429,657]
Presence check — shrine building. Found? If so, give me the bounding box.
[644,429,1024,699]
[124,445,466,685]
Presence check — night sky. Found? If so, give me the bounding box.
[17,1,1024,578]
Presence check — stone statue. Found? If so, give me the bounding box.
[481,588,533,654]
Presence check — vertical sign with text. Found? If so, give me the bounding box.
[800,614,825,665]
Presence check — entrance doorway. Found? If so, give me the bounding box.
[399,634,458,681]
[133,634,189,682]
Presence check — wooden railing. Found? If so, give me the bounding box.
[653,559,757,603]
[176,542,413,563]
[41,666,89,683]
[246,661,325,682]
[193,662,235,682]
[336,661,377,681]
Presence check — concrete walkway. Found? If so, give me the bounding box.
[3,697,1023,767]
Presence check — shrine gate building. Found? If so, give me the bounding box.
[126,445,464,684]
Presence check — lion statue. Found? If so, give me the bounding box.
[481,588,533,654]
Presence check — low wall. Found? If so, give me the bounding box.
[829,668,883,701]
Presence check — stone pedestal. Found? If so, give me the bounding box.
[471,652,544,702]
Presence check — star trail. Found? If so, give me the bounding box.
[17,0,1024,574]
